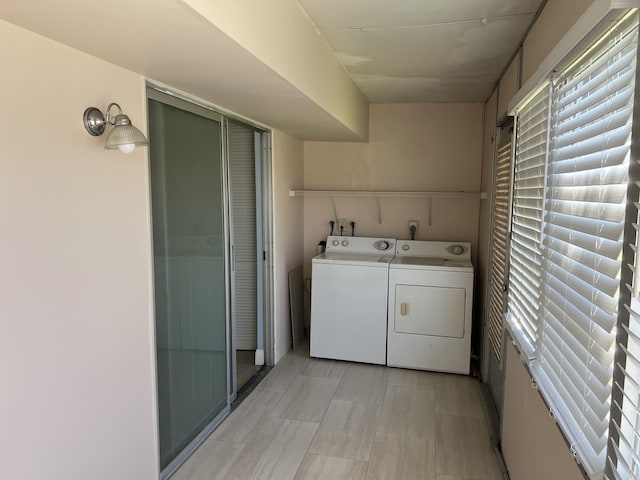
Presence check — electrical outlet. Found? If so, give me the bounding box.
[338,218,347,232]
[409,220,418,231]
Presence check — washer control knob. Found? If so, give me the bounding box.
[447,244,466,255]
[332,239,339,246]
[341,240,349,246]
[374,240,393,251]
[402,244,410,251]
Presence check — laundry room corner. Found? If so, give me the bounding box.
[302,103,484,330]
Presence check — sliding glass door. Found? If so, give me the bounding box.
[148,91,229,472]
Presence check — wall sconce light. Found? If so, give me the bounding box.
[83,103,148,154]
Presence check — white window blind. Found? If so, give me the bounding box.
[608,301,640,479]
[607,14,640,478]
[507,84,550,358]
[487,134,513,363]
[531,14,638,478]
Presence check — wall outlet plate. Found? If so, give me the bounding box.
[409,220,418,230]
[338,218,347,231]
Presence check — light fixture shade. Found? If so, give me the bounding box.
[104,122,149,152]
[83,103,149,154]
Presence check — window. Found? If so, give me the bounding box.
[506,11,638,479]
[608,297,640,478]
[508,84,550,359]
[608,74,640,477]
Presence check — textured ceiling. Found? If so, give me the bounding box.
[298,0,545,102]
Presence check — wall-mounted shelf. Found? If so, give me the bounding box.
[289,189,487,199]
[290,189,487,226]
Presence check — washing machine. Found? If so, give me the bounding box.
[387,240,474,374]
[310,236,396,365]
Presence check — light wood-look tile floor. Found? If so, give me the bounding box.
[171,342,502,480]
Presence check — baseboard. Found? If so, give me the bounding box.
[255,349,265,366]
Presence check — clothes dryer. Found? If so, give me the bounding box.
[387,240,474,374]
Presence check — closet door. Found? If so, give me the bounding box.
[148,93,229,473]
[228,121,258,351]
[486,123,514,413]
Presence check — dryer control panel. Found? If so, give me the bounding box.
[395,240,471,261]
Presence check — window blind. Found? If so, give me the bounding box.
[507,84,550,357]
[487,134,513,363]
[606,14,640,479]
[532,15,638,478]
[607,302,640,479]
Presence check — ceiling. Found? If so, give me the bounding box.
[0,0,367,140]
[1,0,545,140]
[298,0,545,102]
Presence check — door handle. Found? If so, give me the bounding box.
[400,303,409,316]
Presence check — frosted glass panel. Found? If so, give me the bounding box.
[148,99,227,470]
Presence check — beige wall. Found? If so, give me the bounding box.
[502,342,583,480]
[522,0,594,84]
[497,54,520,121]
[183,0,369,140]
[0,17,308,479]
[0,20,159,480]
[303,103,484,281]
[272,130,304,362]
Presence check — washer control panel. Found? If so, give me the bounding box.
[395,240,471,261]
[330,238,356,247]
[324,236,396,254]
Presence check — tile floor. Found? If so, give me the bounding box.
[171,342,502,480]
[237,350,261,391]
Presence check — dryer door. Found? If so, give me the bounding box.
[394,284,465,338]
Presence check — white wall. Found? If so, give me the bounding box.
[0,20,159,480]
[271,130,304,362]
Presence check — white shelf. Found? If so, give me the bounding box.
[289,189,487,199]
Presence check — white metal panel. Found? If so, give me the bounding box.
[394,284,465,338]
[310,261,389,365]
[387,266,474,374]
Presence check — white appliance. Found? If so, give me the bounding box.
[387,240,474,374]
[310,235,396,365]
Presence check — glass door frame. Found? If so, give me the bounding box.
[147,83,275,478]
[148,87,232,480]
